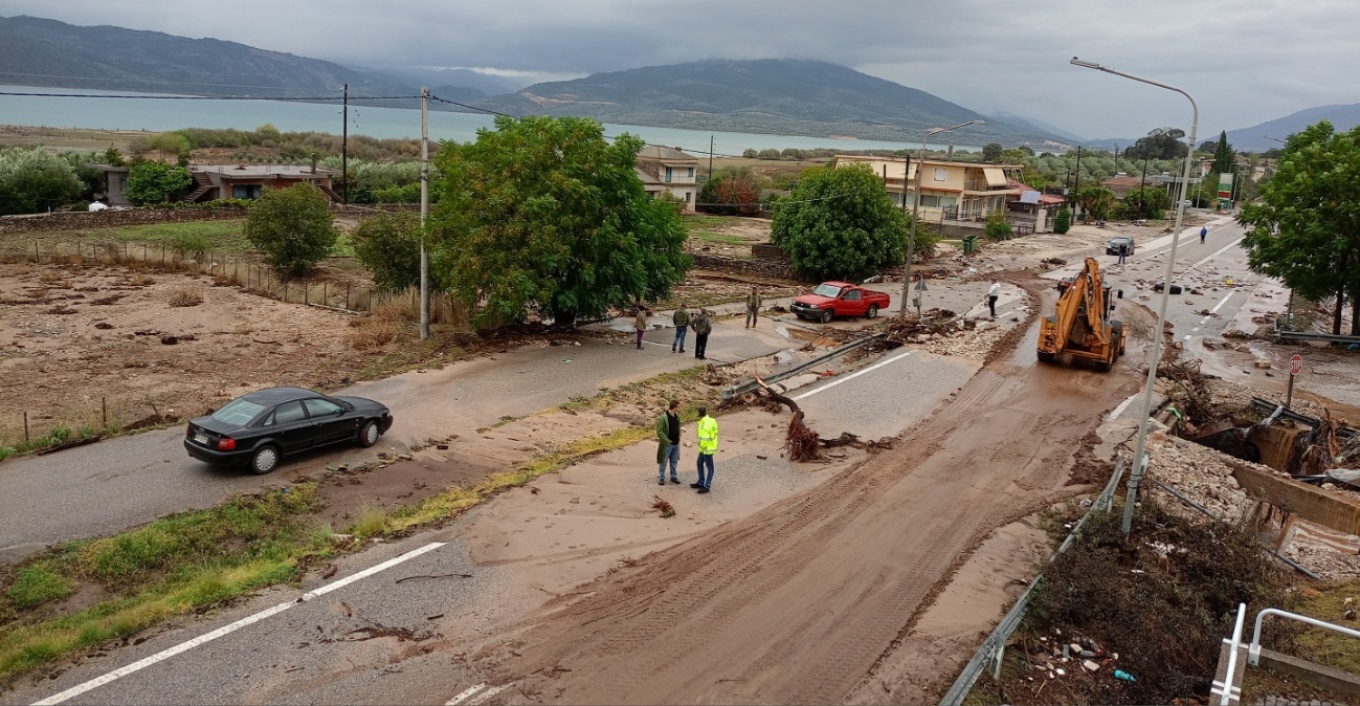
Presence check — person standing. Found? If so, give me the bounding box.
[987,280,1001,318]
[671,304,690,353]
[745,287,762,329]
[1117,243,1127,265]
[656,400,682,486]
[1200,226,1208,245]
[692,308,712,360]
[692,406,719,493]
[633,306,649,350]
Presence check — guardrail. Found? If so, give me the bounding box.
[938,457,1127,705]
[1249,396,1357,441]
[1249,608,1360,667]
[1274,319,1360,345]
[719,333,884,400]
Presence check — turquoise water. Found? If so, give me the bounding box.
[0,85,978,156]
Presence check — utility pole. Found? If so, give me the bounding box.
[708,135,714,178]
[419,86,430,340]
[898,154,913,318]
[1140,156,1150,218]
[1073,146,1083,220]
[341,83,349,205]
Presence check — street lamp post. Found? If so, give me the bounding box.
[1263,135,1294,327]
[1070,57,1199,536]
[899,119,985,321]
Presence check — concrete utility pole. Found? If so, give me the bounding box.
[419,86,430,340]
[342,83,348,205]
[899,120,984,321]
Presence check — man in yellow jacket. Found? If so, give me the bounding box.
[691,406,719,493]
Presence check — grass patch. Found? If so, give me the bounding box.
[87,220,248,252]
[5,564,73,610]
[692,231,751,246]
[559,366,707,415]
[683,215,741,231]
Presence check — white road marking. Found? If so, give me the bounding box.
[1192,327,1200,333]
[468,684,510,704]
[1108,394,1140,422]
[33,542,447,706]
[1210,291,1234,315]
[447,684,488,705]
[793,350,916,401]
[1187,237,1245,271]
[1184,334,1193,341]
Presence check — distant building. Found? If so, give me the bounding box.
[831,155,1022,222]
[635,145,699,212]
[1004,178,1066,233]
[98,163,340,207]
[1100,175,1145,198]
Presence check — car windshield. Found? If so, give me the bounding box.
[813,284,843,298]
[210,398,267,426]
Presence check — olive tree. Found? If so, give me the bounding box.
[770,163,910,281]
[244,184,337,275]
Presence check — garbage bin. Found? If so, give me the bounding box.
[961,235,979,254]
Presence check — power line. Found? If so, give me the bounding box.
[0,90,420,101]
[0,71,350,92]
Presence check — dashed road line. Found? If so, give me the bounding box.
[33,542,446,706]
[1187,237,1245,271]
[468,684,510,704]
[447,683,488,705]
[793,350,916,401]
[1210,291,1234,315]
[1108,394,1140,422]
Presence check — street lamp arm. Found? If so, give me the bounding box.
[1070,58,1200,120]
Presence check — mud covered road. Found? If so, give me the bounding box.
[485,294,1144,705]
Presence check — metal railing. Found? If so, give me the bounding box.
[1249,608,1360,667]
[938,458,1126,705]
[719,333,884,400]
[1212,604,1248,705]
[1274,318,1360,345]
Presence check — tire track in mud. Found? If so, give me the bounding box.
[484,280,1141,704]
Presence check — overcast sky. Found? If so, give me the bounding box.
[3,0,1354,140]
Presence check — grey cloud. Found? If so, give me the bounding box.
[3,0,1358,139]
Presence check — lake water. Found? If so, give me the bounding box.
[0,85,979,156]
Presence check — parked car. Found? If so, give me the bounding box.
[184,387,394,474]
[790,281,891,323]
[1105,236,1135,256]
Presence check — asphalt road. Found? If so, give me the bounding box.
[0,318,792,562]
[4,317,1011,706]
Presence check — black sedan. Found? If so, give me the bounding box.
[1106,236,1135,256]
[184,387,394,474]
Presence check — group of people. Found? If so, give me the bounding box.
[656,400,719,493]
[633,286,764,361]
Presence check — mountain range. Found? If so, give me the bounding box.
[2,14,1352,150]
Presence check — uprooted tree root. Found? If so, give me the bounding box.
[755,376,822,462]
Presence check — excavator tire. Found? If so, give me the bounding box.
[1110,321,1125,357]
[1096,359,1114,373]
[1037,351,1056,364]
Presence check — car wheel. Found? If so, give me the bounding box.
[358,420,381,448]
[866,304,879,319]
[820,309,834,324]
[250,444,280,475]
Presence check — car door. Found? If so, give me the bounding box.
[303,397,354,447]
[263,400,314,455]
[840,288,864,315]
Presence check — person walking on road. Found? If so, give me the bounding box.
[745,287,762,329]
[987,280,1001,318]
[692,308,712,360]
[1200,226,1208,245]
[692,406,719,493]
[656,400,682,486]
[633,306,649,350]
[671,304,690,353]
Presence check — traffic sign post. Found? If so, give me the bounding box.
[1287,354,1303,409]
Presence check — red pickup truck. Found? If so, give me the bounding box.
[791,281,891,323]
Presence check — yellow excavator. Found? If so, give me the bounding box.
[1037,257,1126,372]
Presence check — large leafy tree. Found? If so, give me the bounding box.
[1123,186,1170,220]
[124,161,193,205]
[352,211,445,291]
[0,147,82,215]
[244,184,337,275]
[429,116,690,328]
[698,167,763,215]
[982,143,1004,163]
[770,163,909,281]
[1125,130,1189,161]
[1238,121,1360,334]
[1076,185,1116,222]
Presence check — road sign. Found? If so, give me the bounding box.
[1290,354,1303,376]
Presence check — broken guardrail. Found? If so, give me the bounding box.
[719,332,885,401]
[1274,319,1360,345]
[1249,396,1357,441]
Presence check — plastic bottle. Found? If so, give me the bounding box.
[1114,669,1136,682]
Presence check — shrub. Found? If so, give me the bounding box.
[124,162,193,206]
[984,215,1013,241]
[0,147,83,215]
[169,231,210,261]
[1054,207,1072,234]
[167,287,204,307]
[243,184,337,275]
[352,211,440,291]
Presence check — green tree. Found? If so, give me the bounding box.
[352,211,443,291]
[984,214,1013,241]
[770,163,909,281]
[1077,185,1116,222]
[0,147,82,215]
[698,167,763,215]
[244,184,337,275]
[1212,130,1234,177]
[1125,130,1189,161]
[742,148,758,159]
[982,142,1004,163]
[1124,186,1170,220]
[429,116,690,328]
[1054,207,1072,234]
[124,161,193,205]
[1238,121,1360,335]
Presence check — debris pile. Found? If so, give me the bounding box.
[879,309,1012,360]
[1146,432,1255,524]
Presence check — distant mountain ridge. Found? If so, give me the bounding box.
[1227,103,1360,151]
[477,59,1067,146]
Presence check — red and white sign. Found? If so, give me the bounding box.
[1290,354,1303,376]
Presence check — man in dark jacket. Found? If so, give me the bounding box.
[691,309,712,360]
[672,304,690,353]
[655,400,682,485]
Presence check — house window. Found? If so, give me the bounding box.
[920,195,940,208]
[933,168,948,182]
[664,167,673,183]
[232,184,262,200]
[685,192,692,203]
[688,167,695,178]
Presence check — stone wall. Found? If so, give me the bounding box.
[690,253,803,281]
[0,207,248,235]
